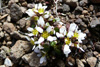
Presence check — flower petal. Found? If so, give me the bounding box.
[26,9,35,17]
[63,45,71,57]
[46,26,54,33]
[56,32,64,38]
[67,31,74,38]
[35,26,43,33]
[60,26,67,35]
[38,16,45,27]
[47,36,57,42]
[27,27,33,32]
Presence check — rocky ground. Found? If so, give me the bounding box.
[0,0,100,67]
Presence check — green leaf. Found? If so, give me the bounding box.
[50,41,56,47]
[43,44,50,52]
[54,27,59,32]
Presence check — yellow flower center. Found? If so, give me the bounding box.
[42,31,49,39]
[38,8,44,14]
[65,38,71,45]
[32,29,38,35]
[73,32,79,38]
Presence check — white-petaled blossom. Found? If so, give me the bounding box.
[69,23,78,31]
[47,36,57,42]
[35,26,43,33]
[60,26,67,35]
[34,3,47,14]
[34,46,41,53]
[44,11,50,18]
[26,9,36,17]
[67,31,74,38]
[46,26,54,33]
[35,37,44,44]
[63,45,71,57]
[56,26,67,38]
[40,56,47,64]
[56,32,64,38]
[77,30,86,43]
[26,33,34,37]
[37,16,45,27]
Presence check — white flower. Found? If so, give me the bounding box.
[35,37,44,44]
[63,45,71,57]
[56,32,64,38]
[38,16,45,27]
[67,31,74,38]
[27,27,33,32]
[44,11,50,18]
[34,3,47,14]
[40,56,46,64]
[77,30,86,43]
[47,36,57,42]
[69,23,78,32]
[4,57,13,66]
[26,9,36,17]
[60,26,67,35]
[46,26,54,33]
[35,26,43,33]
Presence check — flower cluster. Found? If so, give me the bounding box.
[25,3,86,64]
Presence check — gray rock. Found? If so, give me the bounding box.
[0,65,6,67]
[22,52,47,67]
[10,31,29,40]
[10,40,32,63]
[87,57,97,67]
[63,4,70,12]
[1,46,10,55]
[3,22,16,33]
[94,42,100,52]
[96,62,100,67]
[0,50,6,59]
[90,17,100,28]
[76,59,84,67]
[0,31,4,39]
[10,3,23,21]
[57,60,65,67]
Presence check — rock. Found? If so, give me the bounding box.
[91,0,100,3]
[75,6,83,14]
[76,59,84,67]
[0,65,6,67]
[75,18,82,23]
[22,52,47,67]
[64,0,78,8]
[94,42,100,52]
[82,10,88,14]
[90,17,100,28]
[10,3,23,21]
[63,4,70,12]
[10,40,32,63]
[87,57,97,67]
[3,22,16,33]
[89,5,94,11]
[10,31,29,40]
[66,56,75,67]
[96,12,100,17]
[0,50,6,59]
[57,60,65,67]
[4,57,13,67]
[20,7,27,13]
[1,46,10,55]
[21,1,27,7]
[0,59,3,65]
[96,62,100,67]
[27,3,35,8]
[0,31,4,39]
[7,41,12,46]
[84,51,93,58]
